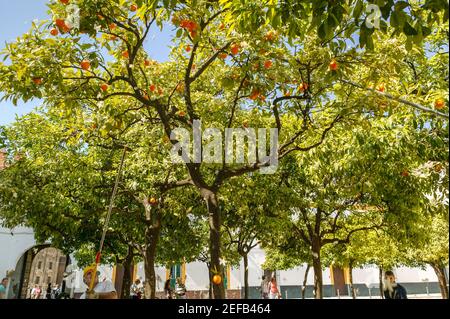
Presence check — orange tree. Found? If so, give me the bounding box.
[1,0,448,298]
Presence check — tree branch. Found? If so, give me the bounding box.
[340,79,449,119]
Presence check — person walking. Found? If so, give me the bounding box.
[268,276,281,299]
[35,286,42,299]
[260,275,270,299]
[0,278,8,299]
[164,279,173,299]
[383,271,407,299]
[175,277,187,299]
[45,283,52,299]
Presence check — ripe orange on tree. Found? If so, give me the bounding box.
[144,59,151,66]
[62,23,71,33]
[177,110,186,117]
[32,77,43,85]
[212,275,222,285]
[149,197,158,206]
[50,28,59,36]
[298,82,309,92]
[249,89,260,100]
[130,4,138,12]
[218,53,227,59]
[435,98,445,110]
[109,23,116,30]
[122,51,129,59]
[185,45,191,52]
[264,60,273,69]
[180,20,198,32]
[230,43,240,55]
[401,170,409,177]
[329,59,338,71]
[55,19,66,29]
[100,84,108,92]
[149,84,156,92]
[60,0,69,5]
[80,60,91,70]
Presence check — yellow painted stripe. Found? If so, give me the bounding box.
[344,267,350,284]
[112,266,116,284]
[182,261,186,284]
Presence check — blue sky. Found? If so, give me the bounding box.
[0,1,174,126]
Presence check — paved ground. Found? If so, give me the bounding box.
[320,293,443,299]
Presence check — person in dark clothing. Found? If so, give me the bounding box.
[383,271,407,299]
[164,279,172,299]
[46,283,52,299]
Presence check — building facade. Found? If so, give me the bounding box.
[26,248,66,298]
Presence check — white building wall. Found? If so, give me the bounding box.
[394,266,437,283]
[246,246,266,286]
[185,261,209,291]
[278,265,315,286]
[352,265,380,287]
[229,266,241,290]
[0,226,37,278]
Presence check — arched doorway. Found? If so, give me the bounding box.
[11,245,70,299]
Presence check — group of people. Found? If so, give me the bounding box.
[130,278,144,299]
[80,266,188,299]
[164,277,187,299]
[7,266,405,299]
[258,271,407,299]
[30,283,61,299]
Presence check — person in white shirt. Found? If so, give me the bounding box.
[80,265,117,299]
[130,278,143,299]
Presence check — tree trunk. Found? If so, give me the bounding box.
[379,267,384,299]
[207,262,213,299]
[243,253,249,299]
[349,262,356,299]
[204,190,225,299]
[311,240,323,299]
[120,251,134,299]
[143,224,161,299]
[302,264,311,299]
[430,262,449,299]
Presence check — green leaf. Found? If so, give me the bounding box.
[403,22,418,36]
[394,1,410,11]
[353,0,364,20]
[318,20,328,39]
